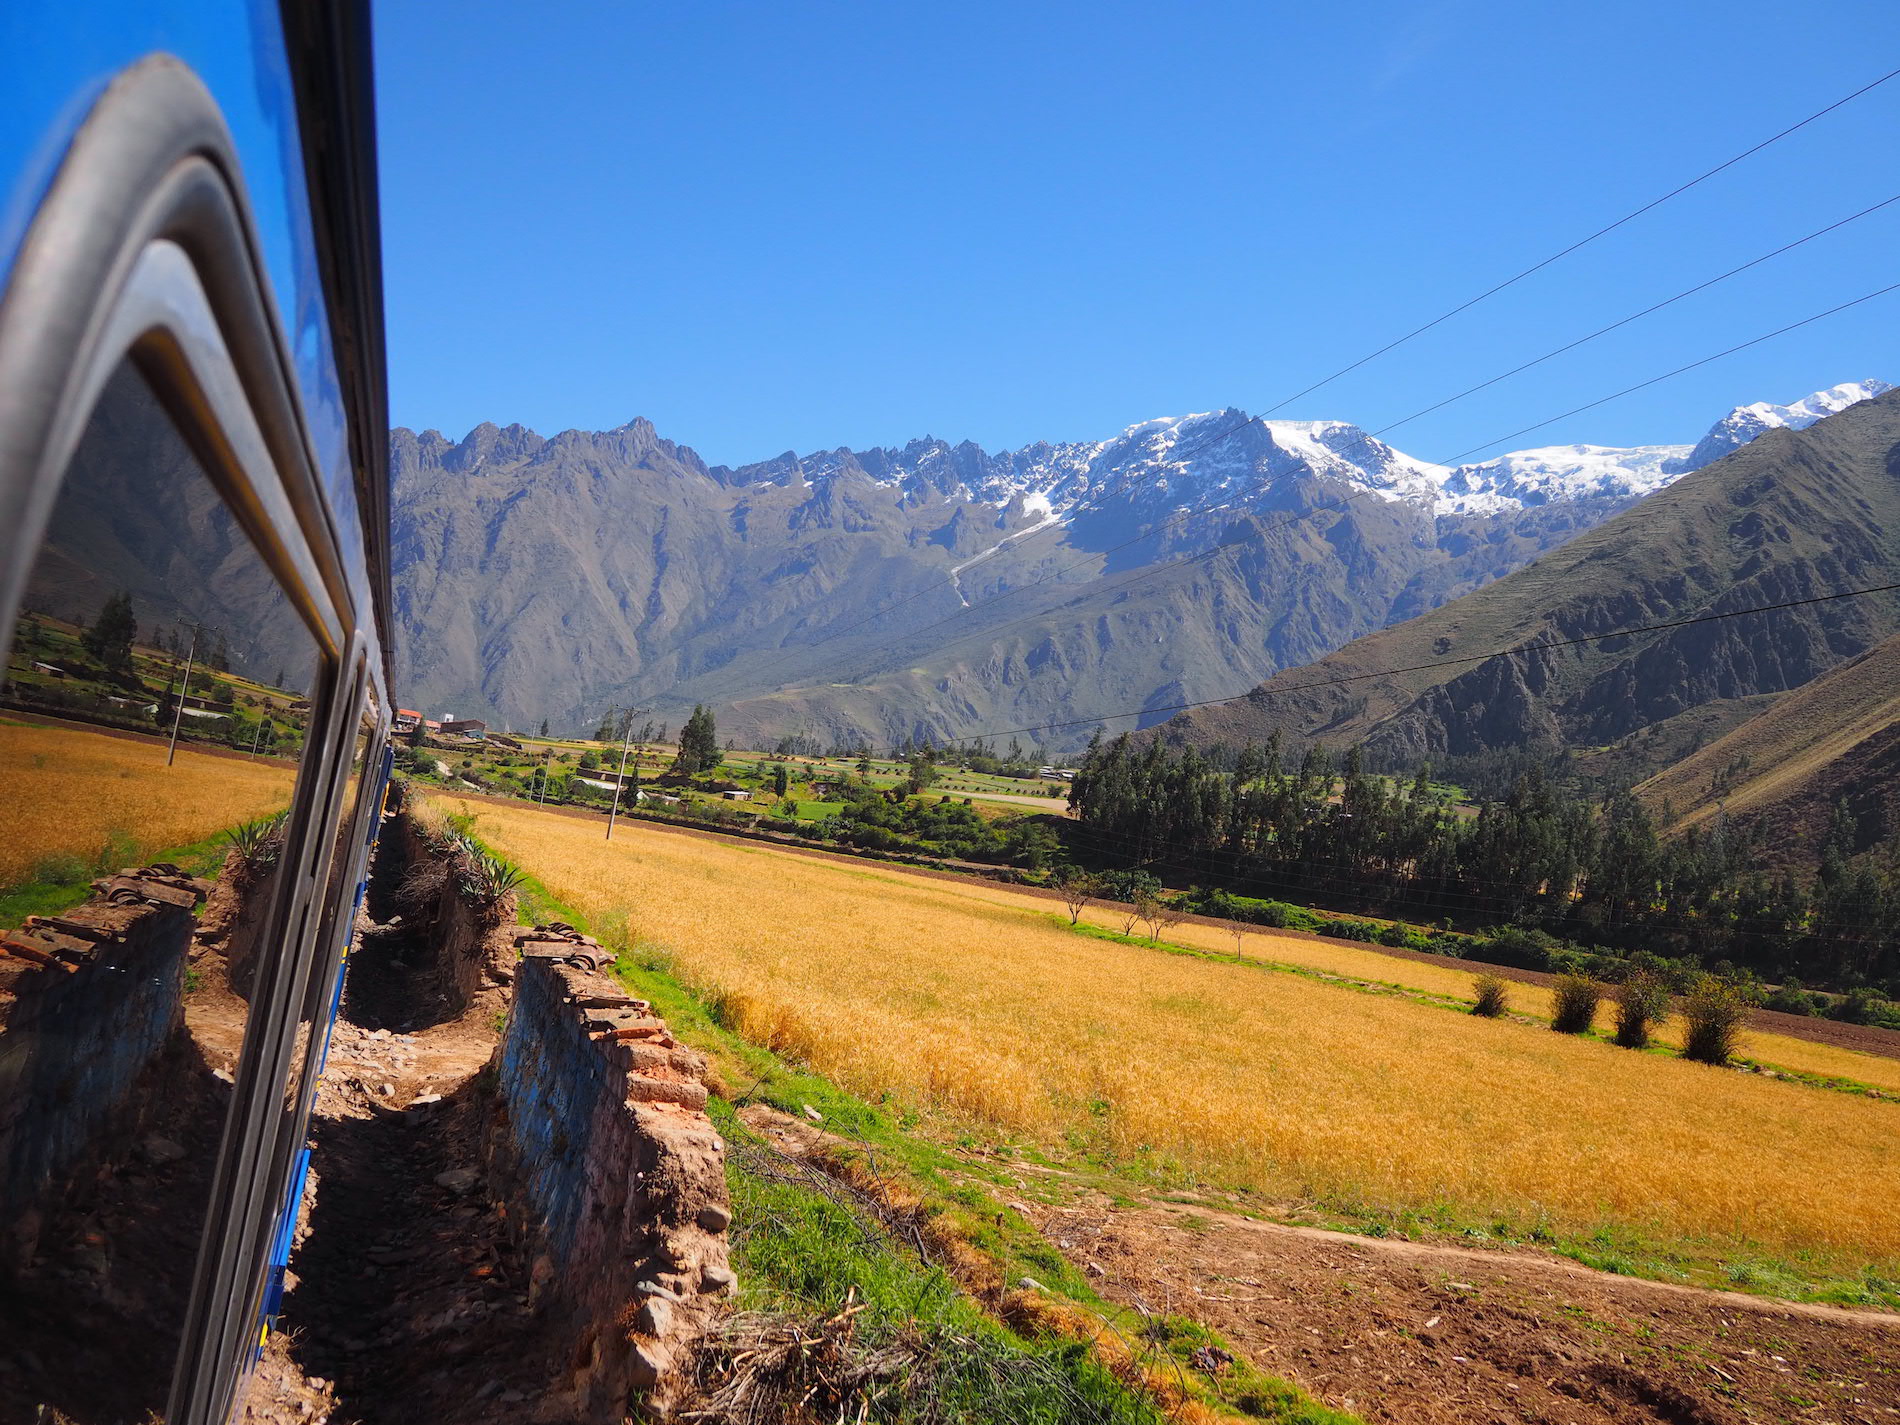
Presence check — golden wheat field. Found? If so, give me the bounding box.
[0,719,295,885]
[459,795,1900,1266]
[929,883,1900,1095]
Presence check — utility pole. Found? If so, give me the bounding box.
[165,625,199,768]
[605,712,638,841]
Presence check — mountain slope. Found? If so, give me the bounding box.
[1155,387,1900,764]
[389,381,1890,748]
[1635,632,1900,860]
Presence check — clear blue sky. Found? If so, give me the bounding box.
[374,1,1900,467]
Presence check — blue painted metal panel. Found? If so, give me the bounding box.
[0,0,362,584]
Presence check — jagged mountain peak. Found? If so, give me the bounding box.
[696,378,1888,526]
[1680,378,1892,470]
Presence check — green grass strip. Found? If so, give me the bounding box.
[492,850,1358,1424]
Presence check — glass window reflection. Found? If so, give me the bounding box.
[0,360,326,1422]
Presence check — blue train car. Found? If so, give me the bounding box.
[0,4,390,1421]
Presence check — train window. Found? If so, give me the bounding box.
[0,357,326,1423]
[278,673,378,1135]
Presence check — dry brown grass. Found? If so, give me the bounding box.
[0,719,294,885]
[460,795,1900,1268]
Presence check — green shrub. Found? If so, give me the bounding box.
[1377,920,1423,949]
[1611,969,1671,1049]
[1318,917,1380,944]
[1827,987,1900,1030]
[29,852,92,887]
[1680,975,1751,1066]
[1765,977,1822,1017]
[222,812,289,880]
[1249,899,1297,928]
[90,829,138,875]
[1477,925,1561,971]
[1549,974,1602,1035]
[1471,974,1509,1018]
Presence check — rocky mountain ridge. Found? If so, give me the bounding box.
[1154,387,1900,788]
[389,380,1888,750]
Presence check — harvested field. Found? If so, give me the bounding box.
[0,718,295,886]
[1035,1191,1900,1425]
[456,795,1900,1282]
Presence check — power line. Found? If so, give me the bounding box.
[1369,192,1900,441]
[1435,280,1900,464]
[726,73,1900,687]
[962,577,1900,742]
[765,250,1900,693]
[1253,64,1900,417]
[831,281,1900,684]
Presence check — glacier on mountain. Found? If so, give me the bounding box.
[743,379,1889,526]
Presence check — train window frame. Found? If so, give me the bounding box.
[0,55,388,1425]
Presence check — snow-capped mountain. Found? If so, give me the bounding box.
[1678,379,1892,471]
[391,376,1892,745]
[728,380,1888,527]
[1436,443,1689,512]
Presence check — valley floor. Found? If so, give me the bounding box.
[441,791,1900,1413]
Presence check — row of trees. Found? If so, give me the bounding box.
[1068,732,1900,994]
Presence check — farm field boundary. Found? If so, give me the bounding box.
[1,708,300,769]
[423,784,1900,1064]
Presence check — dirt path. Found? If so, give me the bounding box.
[241,828,554,1425]
[1028,1191,1900,1424]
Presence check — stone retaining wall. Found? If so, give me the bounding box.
[392,811,515,1015]
[487,927,732,1420]
[0,867,209,1264]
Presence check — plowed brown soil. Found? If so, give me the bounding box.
[1034,1195,1900,1424]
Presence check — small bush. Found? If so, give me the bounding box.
[29,852,92,887]
[1681,975,1751,1066]
[1318,917,1380,944]
[1475,924,1561,971]
[1611,969,1672,1049]
[1247,899,1295,929]
[1471,974,1509,1018]
[91,829,138,875]
[1826,987,1900,1028]
[1377,920,1423,950]
[1765,978,1822,1016]
[1549,974,1602,1035]
[222,811,289,882]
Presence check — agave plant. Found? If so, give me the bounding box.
[222,811,288,875]
[479,851,528,898]
[447,834,526,906]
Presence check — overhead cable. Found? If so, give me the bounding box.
[840,281,1900,681]
[727,75,1899,681]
